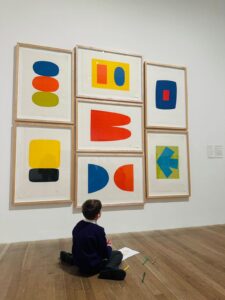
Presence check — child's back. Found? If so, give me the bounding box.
[72,220,112,274]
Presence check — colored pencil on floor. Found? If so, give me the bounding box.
[142,272,146,283]
[123,265,129,271]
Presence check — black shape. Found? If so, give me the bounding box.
[29,168,59,182]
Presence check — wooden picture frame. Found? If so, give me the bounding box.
[12,122,74,206]
[76,45,143,103]
[15,43,74,124]
[76,99,144,153]
[145,130,191,199]
[145,62,188,129]
[75,153,145,207]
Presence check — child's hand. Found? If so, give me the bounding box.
[107,239,112,246]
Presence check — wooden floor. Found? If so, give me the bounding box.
[0,225,225,300]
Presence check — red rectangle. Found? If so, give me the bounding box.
[97,64,107,84]
[162,90,170,101]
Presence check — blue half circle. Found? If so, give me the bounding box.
[88,164,109,193]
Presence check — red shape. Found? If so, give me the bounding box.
[32,76,59,92]
[97,64,107,84]
[91,110,131,141]
[162,90,170,101]
[114,164,134,191]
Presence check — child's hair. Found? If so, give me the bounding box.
[82,199,102,220]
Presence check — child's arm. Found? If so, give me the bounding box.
[98,228,112,259]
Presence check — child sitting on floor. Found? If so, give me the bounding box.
[60,199,126,280]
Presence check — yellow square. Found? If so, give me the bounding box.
[29,139,60,168]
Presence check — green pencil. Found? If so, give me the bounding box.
[142,257,149,265]
[142,272,146,283]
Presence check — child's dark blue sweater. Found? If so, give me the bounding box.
[72,220,112,273]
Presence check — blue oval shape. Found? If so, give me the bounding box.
[33,61,59,76]
[114,67,125,86]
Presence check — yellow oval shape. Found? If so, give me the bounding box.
[32,92,59,107]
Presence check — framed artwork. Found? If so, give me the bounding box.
[15,43,74,123]
[76,45,143,103]
[12,123,74,205]
[76,99,143,152]
[145,130,191,199]
[145,62,188,129]
[76,154,144,207]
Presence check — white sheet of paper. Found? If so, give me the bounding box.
[118,247,139,260]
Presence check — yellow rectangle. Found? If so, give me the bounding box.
[29,139,60,168]
[92,59,130,91]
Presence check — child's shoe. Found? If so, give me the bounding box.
[98,268,126,280]
[60,251,74,265]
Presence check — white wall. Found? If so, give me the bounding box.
[0,0,225,243]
